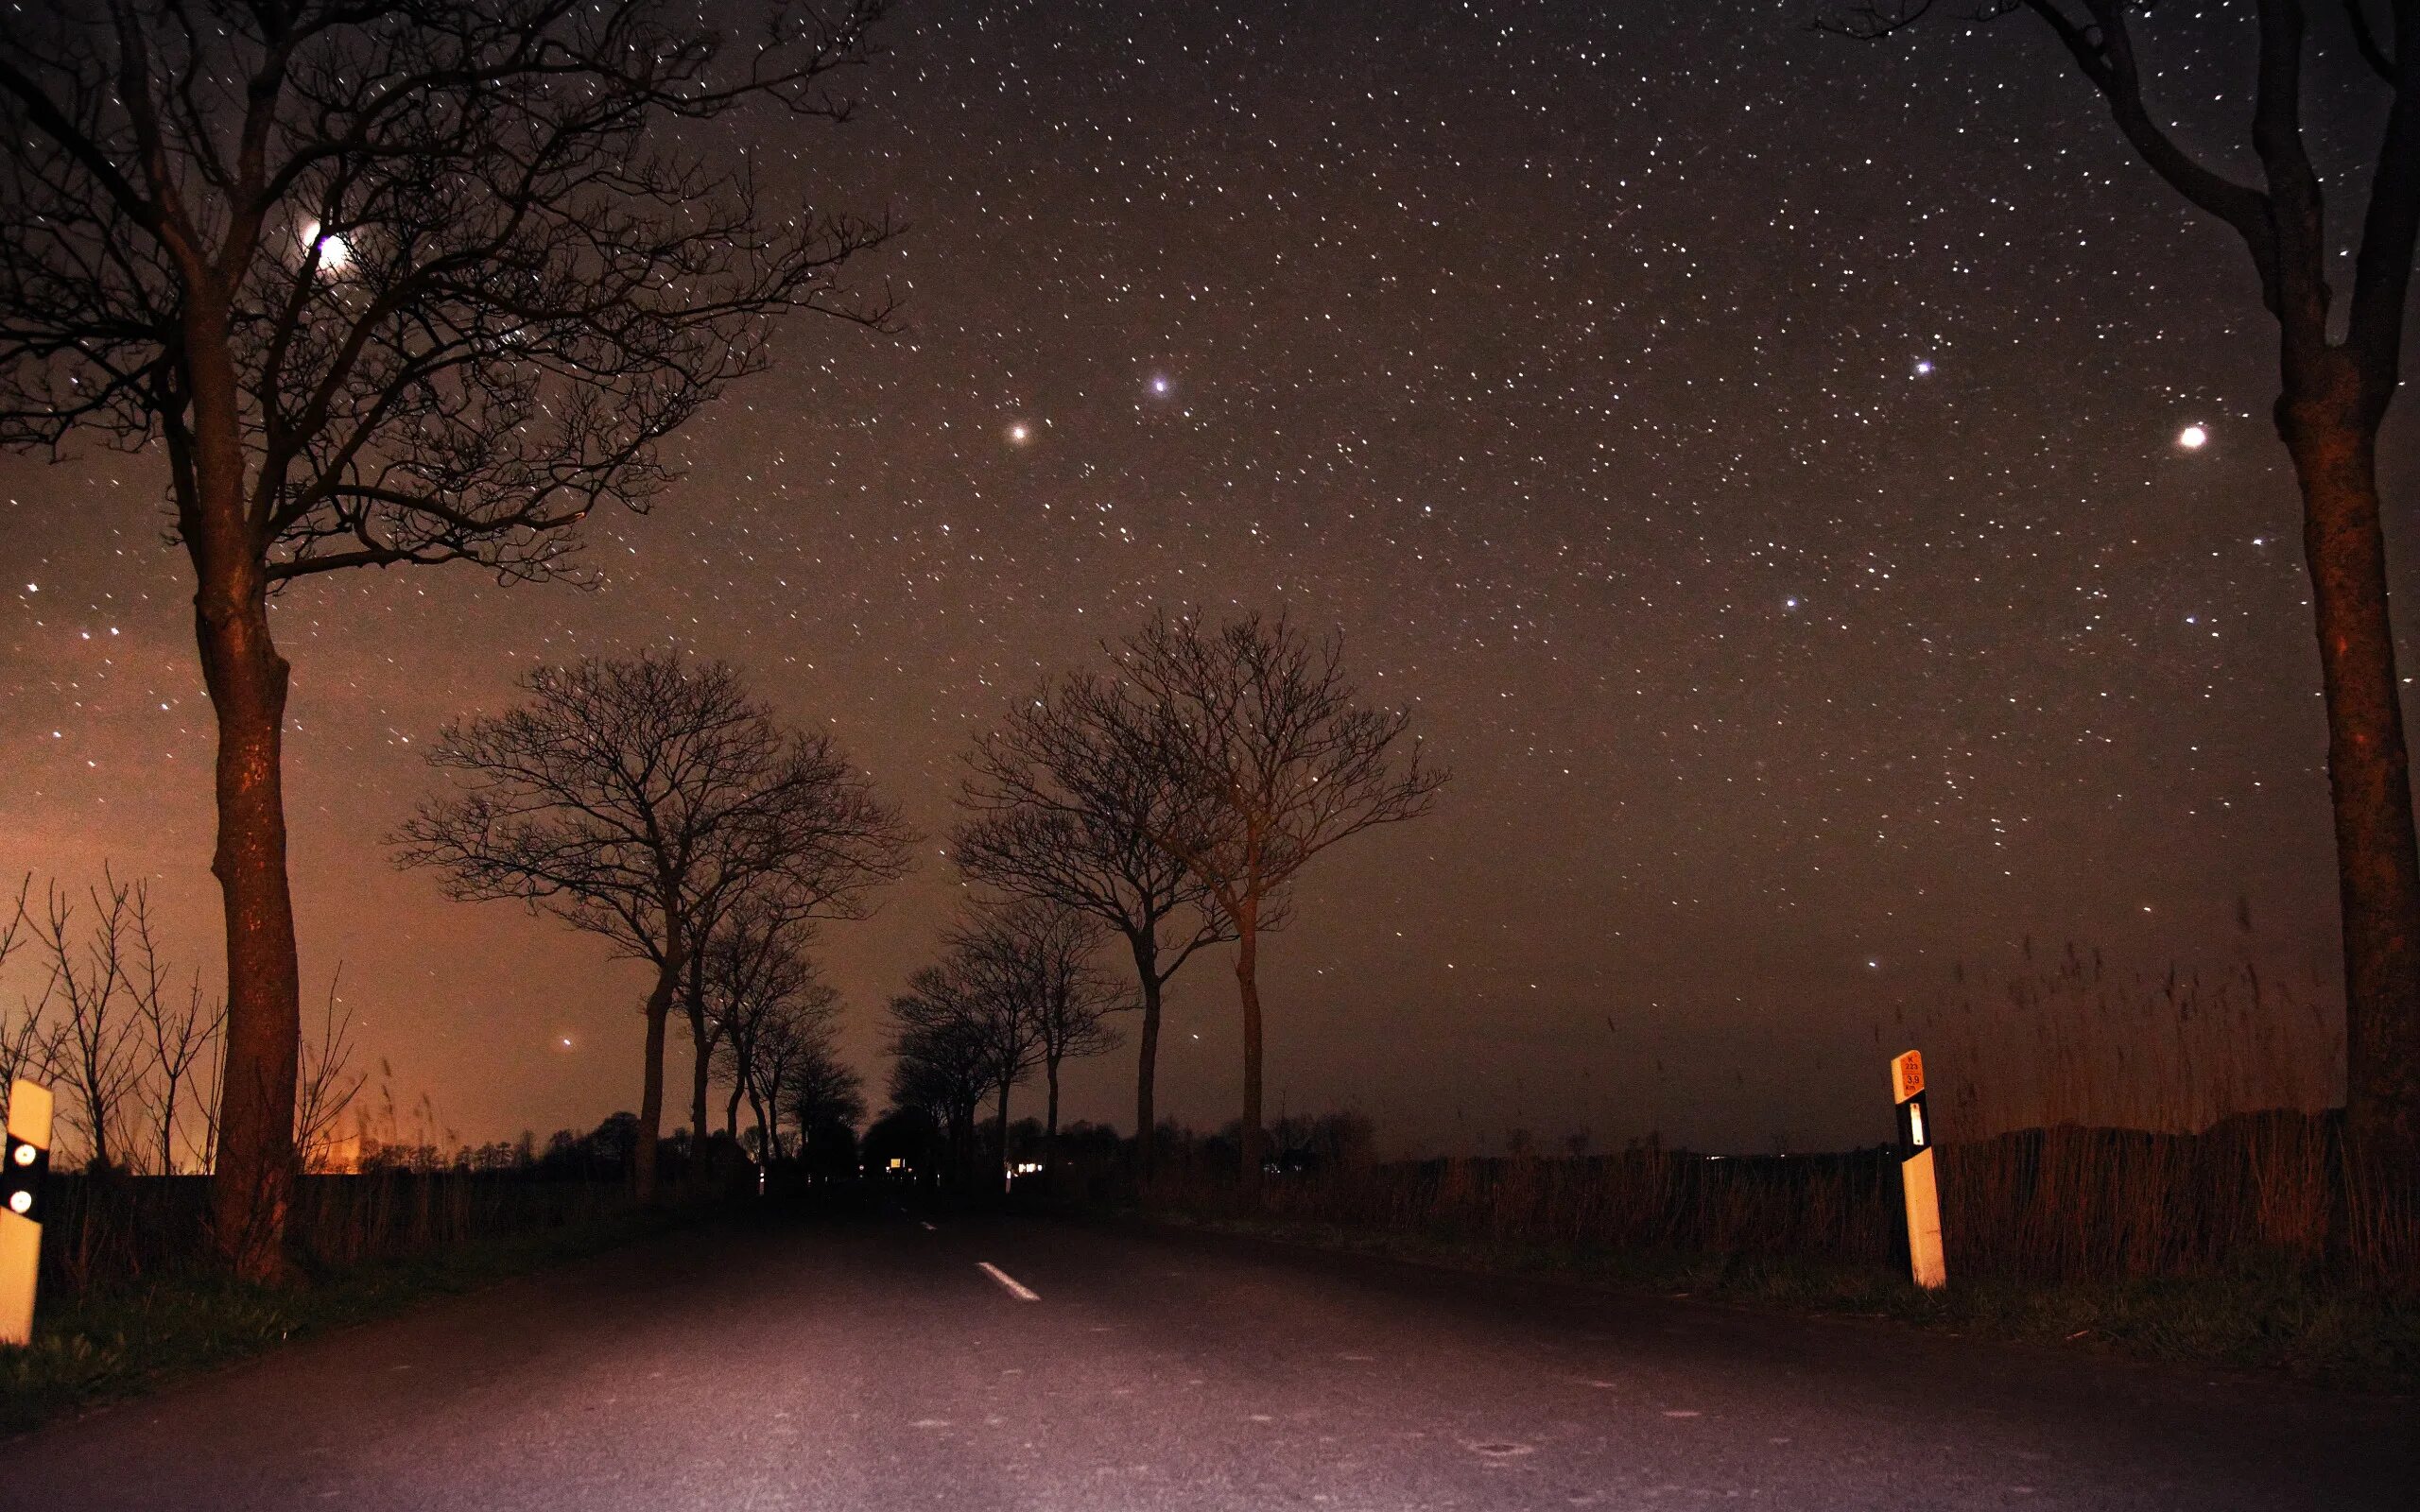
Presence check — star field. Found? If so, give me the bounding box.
[0,1,2391,1154]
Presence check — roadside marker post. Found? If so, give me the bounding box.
[2,1078,53,1346]
[1890,1050,1946,1291]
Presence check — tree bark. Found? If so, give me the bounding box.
[1130,933,1164,1179]
[188,295,302,1280]
[1236,910,1264,1197]
[684,949,711,1154]
[1044,1055,1062,1177]
[2279,357,2420,1186]
[994,1078,1012,1193]
[633,954,681,1205]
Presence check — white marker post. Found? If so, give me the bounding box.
[1890,1050,1946,1291]
[1,1078,53,1346]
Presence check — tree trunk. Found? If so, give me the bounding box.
[1236,910,1264,1197]
[633,955,681,1205]
[186,299,302,1275]
[159,1081,179,1177]
[994,1078,1012,1193]
[1044,1055,1062,1176]
[2279,362,2420,1188]
[684,950,711,1152]
[1130,932,1164,1179]
[725,1081,744,1141]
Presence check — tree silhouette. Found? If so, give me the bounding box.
[1108,611,1444,1193]
[396,651,910,1203]
[0,0,892,1273]
[957,676,1231,1177]
[886,968,997,1187]
[962,901,1124,1176]
[1824,0,2420,1190]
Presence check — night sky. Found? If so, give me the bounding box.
[0,2,2394,1156]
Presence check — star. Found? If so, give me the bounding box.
[2178,423,2208,449]
[1007,421,1031,444]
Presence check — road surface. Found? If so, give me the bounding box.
[1,1209,2410,1509]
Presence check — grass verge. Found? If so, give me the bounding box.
[1137,1209,2420,1396]
[0,1206,687,1436]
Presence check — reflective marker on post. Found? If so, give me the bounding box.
[1,1078,53,1346]
[1891,1050,1946,1291]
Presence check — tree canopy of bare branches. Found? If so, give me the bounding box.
[0,869,230,1177]
[1105,610,1444,1190]
[703,904,847,1162]
[956,678,1229,1175]
[1821,0,2420,1189]
[0,0,893,1275]
[26,876,145,1175]
[959,901,1124,1175]
[395,650,912,1203]
[885,970,997,1183]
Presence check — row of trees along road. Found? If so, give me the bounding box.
[702,903,869,1167]
[9,0,2419,1255]
[0,0,893,1275]
[395,653,912,1205]
[886,902,1126,1186]
[943,610,1445,1193]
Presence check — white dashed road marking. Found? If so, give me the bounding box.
[978,1262,1040,1301]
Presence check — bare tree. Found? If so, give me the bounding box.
[886,1020,989,1181]
[29,874,146,1174]
[743,997,837,1161]
[946,915,1054,1182]
[704,907,841,1161]
[703,905,806,1141]
[1820,0,2420,1203]
[968,902,1124,1176]
[0,0,893,1274]
[957,678,1231,1176]
[788,1042,868,1153]
[886,959,1020,1188]
[126,881,224,1175]
[396,651,912,1204]
[1106,611,1444,1192]
[294,967,367,1173]
[0,878,50,1131]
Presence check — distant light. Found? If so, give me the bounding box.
[1150,375,1172,394]
[2178,423,2208,450]
[1912,358,1934,377]
[1007,421,1031,444]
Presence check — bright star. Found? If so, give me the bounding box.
[2178,423,2208,449]
[302,220,350,271]
[1007,421,1031,444]
[1150,375,1172,395]
[1912,358,1934,377]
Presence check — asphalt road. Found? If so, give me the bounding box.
[1,1209,2411,1510]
